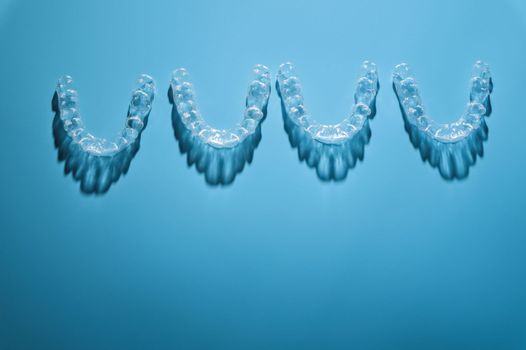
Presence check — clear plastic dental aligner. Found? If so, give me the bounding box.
[53,74,155,193]
[393,61,492,143]
[170,64,271,149]
[276,61,379,181]
[392,61,493,179]
[55,75,155,155]
[277,61,379,145]
[168,64,271,185]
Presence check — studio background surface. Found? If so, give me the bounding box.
[1,0,526,349]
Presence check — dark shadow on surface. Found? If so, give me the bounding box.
[394,82,492,181]
[52,92,147,195]
[277,81,377,182]
[168,86,266,187]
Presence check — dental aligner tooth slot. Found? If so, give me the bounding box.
[392,61,492,143]
[276,61,379,145]
[55,74,155,155]
[170,64,271,149]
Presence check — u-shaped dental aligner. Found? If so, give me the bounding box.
[55,74,155,155]
[276,61,379,145]
[53,75,155,194]
[393,61,492,143]
[276,61,378,181]
[170,64,271,149]
[392,61,492,180]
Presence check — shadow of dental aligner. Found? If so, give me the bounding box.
[52,74,155,194]
[276,61,379,182]
[393,61,493,180]
[169,65,271,186]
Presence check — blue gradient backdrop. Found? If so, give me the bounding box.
[1,0,526,349]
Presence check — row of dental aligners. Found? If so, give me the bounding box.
[276,61,379,145]
[55,74,155,156]
[170,65,271,149]
[393,61,492,143]
[56,61,489,155]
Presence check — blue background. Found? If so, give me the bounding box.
[1,0,526,349]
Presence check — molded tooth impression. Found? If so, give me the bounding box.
[171,65,270,149]
[53,75,155,193]
[393,61,493,179]
[277,61,379,181]
[169,65,271,185]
